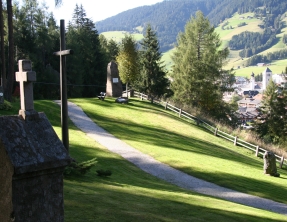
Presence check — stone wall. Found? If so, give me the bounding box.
[0,141,13,222]
[12,170,65,221]
[0,112,70,221]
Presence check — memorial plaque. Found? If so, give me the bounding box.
[0,86,3,104]
[113,78,119,83]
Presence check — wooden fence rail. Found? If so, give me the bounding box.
[131,91,287,168]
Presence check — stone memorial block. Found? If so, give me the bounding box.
[0,86,4,104]
[106,61,122,97]
[263,151,280,177]
[0,59,71,222]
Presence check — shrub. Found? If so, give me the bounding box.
[64,157,97,176]
[96,169,112,177]
[0,100,12,110]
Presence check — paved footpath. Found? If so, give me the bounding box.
[63,101,287,216]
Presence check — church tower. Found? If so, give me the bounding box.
[262,67,272,90]
[250,72,255,90]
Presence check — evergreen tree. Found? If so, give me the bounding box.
[66,4,107,97]
[107,39,119,62]
[171,11,230,113]
[5,0,14,101]
[136,24,170,103]
[116,34,139,96]
[99,35,119,63]
[255,81,287,144]
[0,0,6,91]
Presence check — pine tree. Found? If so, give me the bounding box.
[66,4,107,97]
[171,11,230,112]
[136,24,170,103]
[255,81,287,144]
[116,34,139,96]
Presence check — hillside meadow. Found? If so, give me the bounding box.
[99,11,287,77]
[1,98,287,221]
[70,98,287,204]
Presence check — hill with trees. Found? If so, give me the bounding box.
[96,0,287,52]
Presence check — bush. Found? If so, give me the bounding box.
[96,169,112,177]
[0,100,12,110]
[64,157,97,176]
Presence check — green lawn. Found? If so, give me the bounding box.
[2,99,287,221]
[100,31,144,42]
[70,98,287,205]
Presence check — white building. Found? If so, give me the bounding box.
[250,72,255,90]
[262,67,272,90]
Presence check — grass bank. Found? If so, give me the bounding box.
[1,99,286,221]
[71,97,287,205]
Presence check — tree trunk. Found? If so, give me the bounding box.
[0,0,6,91]
[5,0,14,101]
[126,82,128,98]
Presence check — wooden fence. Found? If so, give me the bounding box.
[132,91,286,169]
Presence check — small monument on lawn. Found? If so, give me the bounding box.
[263,151,280,177]
[106,61,122,97]
[0,59,71,222]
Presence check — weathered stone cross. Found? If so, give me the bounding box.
[15,60,36,119]
[53,20,73,152]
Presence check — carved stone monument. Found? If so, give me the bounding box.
[0,60,71,222]
[0,86,3,104]
[106,61,122,97]
[263,151,280,177]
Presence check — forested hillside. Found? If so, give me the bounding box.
[96,0,221,51]
[96,0,287,52]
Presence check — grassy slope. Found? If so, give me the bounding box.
[1,99,286,221]
[70,98,287,204]
[100,12,287,77]
[100,31,144,43]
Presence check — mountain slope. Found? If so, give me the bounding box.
[96,0,221,51]
[97,0,287,75]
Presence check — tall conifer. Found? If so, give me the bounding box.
[137,24,170,103]
[171,11,230,112]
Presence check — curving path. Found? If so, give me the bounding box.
[59,101,287,216]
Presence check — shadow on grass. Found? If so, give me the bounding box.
[79,110,262,169]
[64,144,287,222]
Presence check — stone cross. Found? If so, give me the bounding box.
[15,60,36,119]
[0,86,3,104]
[53,20,73,152]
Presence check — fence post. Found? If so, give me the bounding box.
[179,109,182,117]
[234,136,237,146]
[214,128,218,136]
[255,146,259,157]
[280,156,284,169]
[165,102,168,110]
[140,93,143,100]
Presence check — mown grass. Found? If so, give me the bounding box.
[231,64,287,77]
[2,99,287,221]
[70,97,287,205]
[100,31,144,42]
